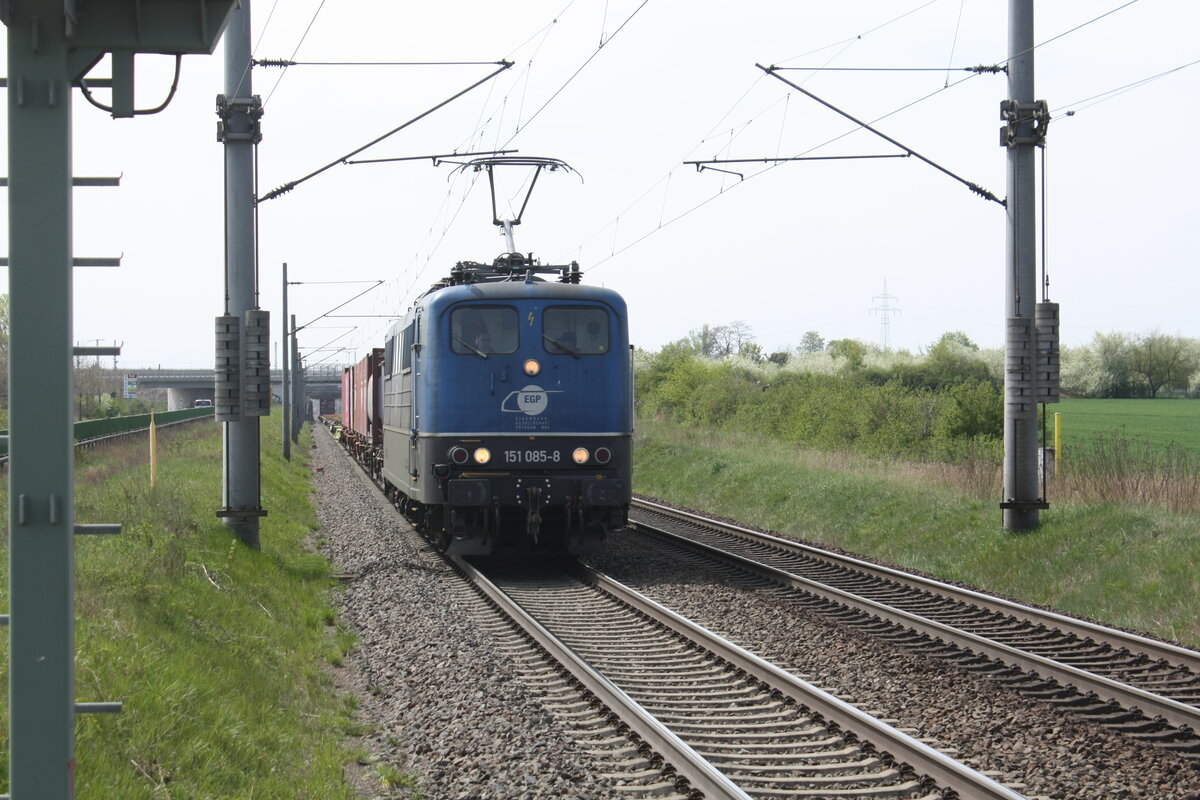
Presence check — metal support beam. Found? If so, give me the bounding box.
[1002,0,1040,530]
[72,345,121,357]
[0,256,121,267]
[74,524,122,535]
[5,2,233,795]
[73,702,122,714]
[0,176,121,186]
[7,3,79,793]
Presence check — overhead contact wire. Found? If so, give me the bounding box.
[1052,57,1200,118]
[263,0,327,107]
[374,0,589,351]
[251,0,281,57]
[572,1,955,268]
[944,0,967,88]
[1000,0,1141,67]
[584,65,989,273]
[502,0,651,146]
[382,0,639,340]
[773,0,941,66]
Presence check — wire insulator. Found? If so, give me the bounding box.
[259,183,296,203]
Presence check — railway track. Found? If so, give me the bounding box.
[326,421,1025,797]
[458,554,1028,800]
[628,498,1200,754]
[320,424,1200,797]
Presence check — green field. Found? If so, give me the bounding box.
[1055,398,1200,455]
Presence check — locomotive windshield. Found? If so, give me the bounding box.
[451,306,519,355]
[544,306,609,355]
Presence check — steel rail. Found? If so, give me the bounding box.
[634,498,1200,673]
[574,563,1027,800]
[631,500,1200,732]
[451,555,754,800]
[334,427,1024,796]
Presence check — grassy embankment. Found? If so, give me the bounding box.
[0,412,415,798]
[632,399,1200,648]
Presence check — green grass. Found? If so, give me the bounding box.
[1056,398,1200,455]
[633,417,1200,648]
[0,411,411,798]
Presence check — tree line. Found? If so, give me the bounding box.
[636,323,1198,462]
[665,321,1200,399]
[1061,331,1199,399]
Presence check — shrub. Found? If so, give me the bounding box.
[936,379,1003,441]
[636,347,1003,462]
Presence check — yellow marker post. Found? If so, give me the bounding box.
[1054,412,1062,477]
[150,411,158,488]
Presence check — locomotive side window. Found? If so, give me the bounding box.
[543,307,609,355]
[401,321,415,372]
[383,336,395,376]
[451,306,518,355]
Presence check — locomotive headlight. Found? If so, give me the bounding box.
[594,447,612,465]
[473,447,492,465]
[523,359,541,376]
[572,447,590,465]
[449,446,469,465]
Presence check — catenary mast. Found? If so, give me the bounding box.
[216,0,269,546]
[1001,0,1052,530]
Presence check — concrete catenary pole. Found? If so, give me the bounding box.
[220,1,264,547]
[282,262,291,461]
[1002,0,1040,531]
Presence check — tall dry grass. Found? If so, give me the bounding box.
[919,431,1199,513]
[1056,432,1200,513]
[651,421,1199,514]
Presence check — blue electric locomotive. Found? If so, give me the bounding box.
[379,253,632,554]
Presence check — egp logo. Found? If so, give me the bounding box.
[501,384,561,416]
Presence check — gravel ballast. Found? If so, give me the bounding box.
[586,527,1200,799]
[312,431,628,800]
[314,426,1200,798]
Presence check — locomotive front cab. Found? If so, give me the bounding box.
[426,284,632,555]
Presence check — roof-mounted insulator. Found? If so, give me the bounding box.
[559,262,582,284]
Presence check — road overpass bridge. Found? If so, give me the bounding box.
[130,364,347,411]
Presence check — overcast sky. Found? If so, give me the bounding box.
[4,1,1198,369]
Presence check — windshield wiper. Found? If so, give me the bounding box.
[455,337,489,359]
[543,334,581,359]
